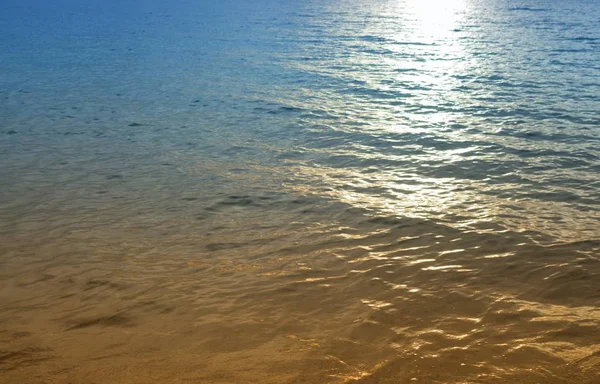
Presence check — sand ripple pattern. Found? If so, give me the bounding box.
[1,193,600,382]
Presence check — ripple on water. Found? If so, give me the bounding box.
[1,0,600,382]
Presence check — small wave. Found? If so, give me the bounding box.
[509,7,548,12]
[358,34,390,43]
[393,41,437,46]
[567,36,599,42]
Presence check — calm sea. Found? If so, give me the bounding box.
[1,0,600,382]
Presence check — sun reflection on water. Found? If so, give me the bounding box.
[279,0,600,243]
[405,0,468,35]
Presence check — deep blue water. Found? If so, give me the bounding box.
[2,0,599,241]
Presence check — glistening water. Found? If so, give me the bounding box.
[1,0,600,382]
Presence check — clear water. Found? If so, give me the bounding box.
[1,0,600,382]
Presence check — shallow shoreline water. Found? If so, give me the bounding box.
[2,196,600,382]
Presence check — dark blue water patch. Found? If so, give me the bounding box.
[468,78,543,91]
[291,12,316,19]
[248,99,311,117]
[220,145,262,157]
[545,115,600,126]
[551,48,592,53]
[508,7,548,12]
[470,50,501,57]
[517,132,600,147]
[358,35,390,43]
[266,106,305,115]
[359,48,395,55]
[393,68,418,73]
[567,37,599,42]
[275,149,313,161]
[481,74,506,81]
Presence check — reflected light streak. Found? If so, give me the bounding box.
[404,0,468,38]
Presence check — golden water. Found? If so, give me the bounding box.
[2,190,600,383]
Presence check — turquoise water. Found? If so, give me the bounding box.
[1,0,600,382]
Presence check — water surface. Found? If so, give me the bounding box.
[1,0,600,382]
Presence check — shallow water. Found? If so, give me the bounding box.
[1,0,600,382]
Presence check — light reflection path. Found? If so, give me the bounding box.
[277,0,599,243]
